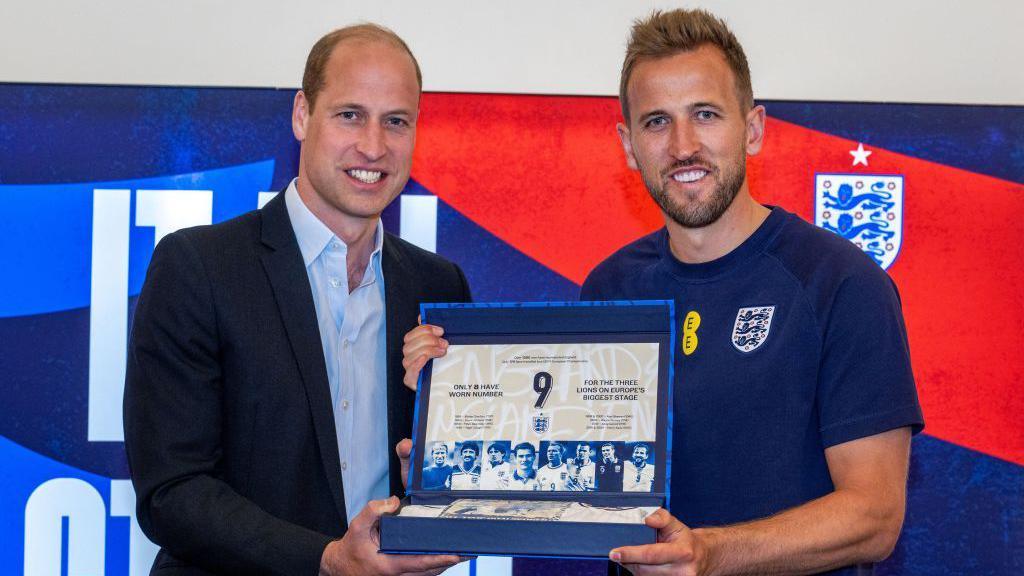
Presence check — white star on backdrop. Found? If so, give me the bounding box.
[850,143,872,166]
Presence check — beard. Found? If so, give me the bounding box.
[642,151,746,229]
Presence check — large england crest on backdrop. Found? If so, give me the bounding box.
[814,174,904,269]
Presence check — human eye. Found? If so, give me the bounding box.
[385,115,411,129]
[336,109,360,122]
[643,115,669,130]
[695,109,719,121]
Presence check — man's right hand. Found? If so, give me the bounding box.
[402,324,448,391]
[319,496,461,576]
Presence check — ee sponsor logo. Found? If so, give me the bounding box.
[682,311,700,356]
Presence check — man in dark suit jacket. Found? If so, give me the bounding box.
[124,24,468,575]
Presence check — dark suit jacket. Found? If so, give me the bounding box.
[124,192,471,575]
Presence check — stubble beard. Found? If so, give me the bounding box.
[644,152,746,229]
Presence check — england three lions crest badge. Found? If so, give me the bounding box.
[732,306,775,353]
[815,174,904,269]
[532,414,550,434]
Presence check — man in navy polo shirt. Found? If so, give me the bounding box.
[399,9,922,574]
[582,8,924,576]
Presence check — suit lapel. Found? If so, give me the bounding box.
[257,193,348,524]
[382,235,419,497]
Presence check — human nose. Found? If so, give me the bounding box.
[355,123,386,161]
[669,121,700,160]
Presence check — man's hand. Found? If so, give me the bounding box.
[609,509,713,576]
[402,324,448,391]
[319,497,461,576]
[396,438,413,489]
[610,428,912,576]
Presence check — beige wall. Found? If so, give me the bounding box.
[1,0,1021,105]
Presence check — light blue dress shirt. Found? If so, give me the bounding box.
[285,180,388,524]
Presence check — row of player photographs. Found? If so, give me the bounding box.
[420,440,656,493]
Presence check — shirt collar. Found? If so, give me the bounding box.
[513,469,535,481]
[284,178,384,268]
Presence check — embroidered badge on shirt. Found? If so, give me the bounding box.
[732,306,776,353]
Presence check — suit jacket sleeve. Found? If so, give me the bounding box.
[455,261,472,303]
[124,231,332,575]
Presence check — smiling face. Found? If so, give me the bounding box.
[292,38,419,234]
[576,444,590,462]
[514,447,535,474]
[431,444,448,466]
[632,446,648,466]
[618,44,764,230]
[461,446,478,466]
[546,444,563,467]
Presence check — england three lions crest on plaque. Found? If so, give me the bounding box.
[532,414,551,434]
[815,174,904,269]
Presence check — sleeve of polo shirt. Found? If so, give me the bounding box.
[816,269,924,448]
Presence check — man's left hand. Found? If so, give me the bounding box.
[610,509,713,576]
[402,323,448,391]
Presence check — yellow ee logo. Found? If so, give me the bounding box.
[682,311,700,356]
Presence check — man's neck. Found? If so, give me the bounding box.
[295,178,379,292]
[665,191,770,264]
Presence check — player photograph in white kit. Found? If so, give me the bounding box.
[450,442,482,490]
[537,442,571,491]
[480,441,512,490]
[624,443,656,492]
[567,442,597,491]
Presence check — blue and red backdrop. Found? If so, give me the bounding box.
[0,84,1021,575]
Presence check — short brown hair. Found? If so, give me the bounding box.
[619,9,753,121]
[301,23,422,112]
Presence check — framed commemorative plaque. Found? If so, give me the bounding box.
[379,301,675,559]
